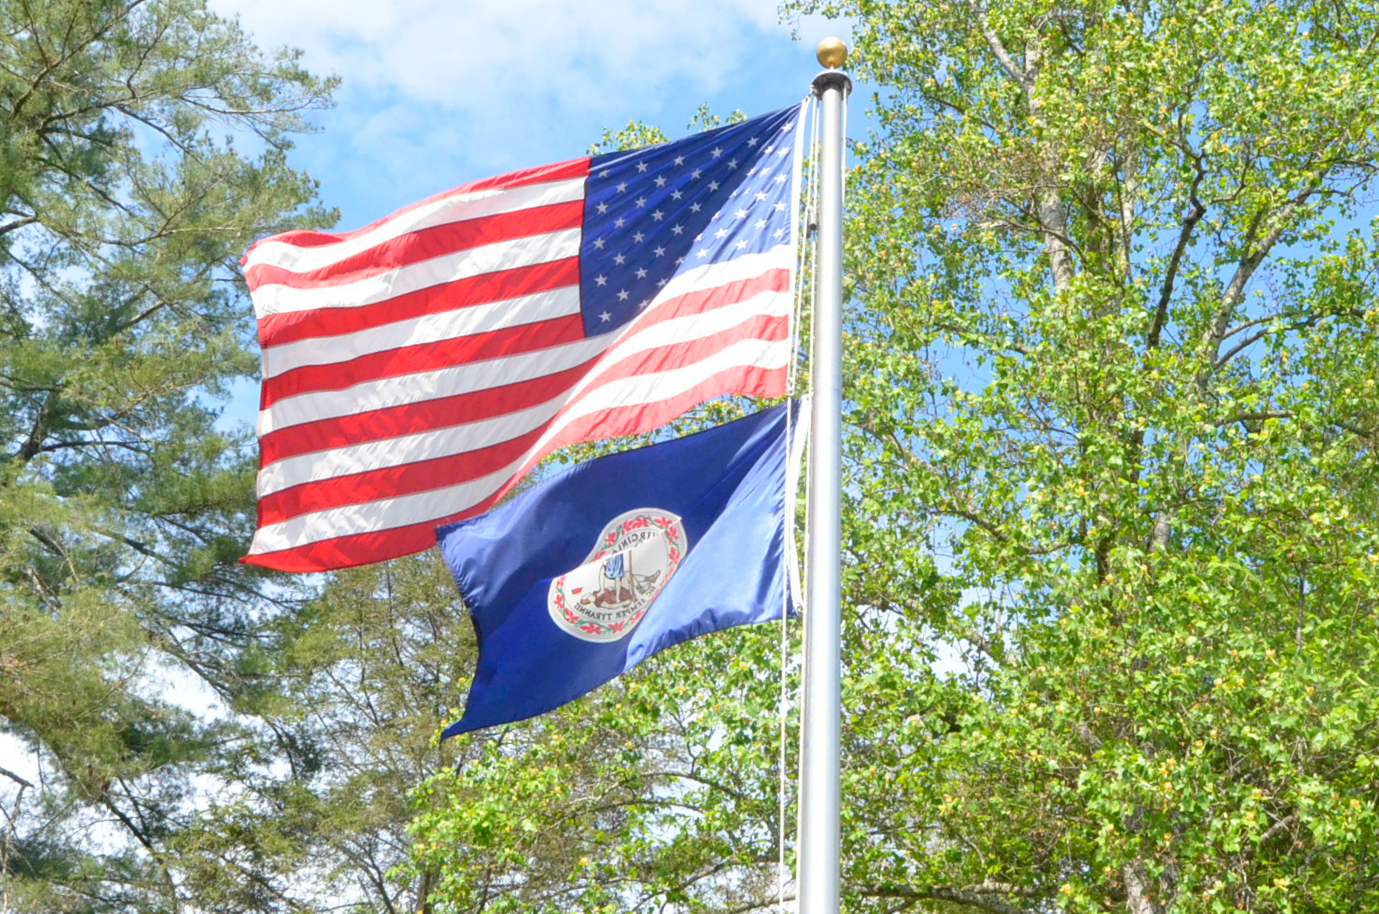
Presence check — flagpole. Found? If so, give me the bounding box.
[799,38,849,914]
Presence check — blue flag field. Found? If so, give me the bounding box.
[439,403,798,737]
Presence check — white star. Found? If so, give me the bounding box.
[636,161,648,172]
[615,216,626,227]
[635,196,647,207]
[632,231,644,243]
[690,202,702,213]
[711,147,723,157]
[736,239,749,249]
[708,181,720,191]
[594,237,606,249]
[773,202,786,212]
[748,137,758,146]
[599,311,612,322]
[639,299,650,309]
[755,219,767,229]
[671,224,684,235]
[596,202,609,214]
[778,147,789,156]
[657,277,669,287]
[691,169,702,180]
[651,209,664,221]
[735,208,748,219]
[755,191,768,202]
[675,256,685,264]
[613,253,626,265]
[599,169,611,177]
[670,189,683,200]
[775,174,787,183]
[617,182,628,192]
[653,245,666,257]
[715,228,728,238]
[697,248,710,258]
[617,289,630,301]
[674,155,685,166]
[774,227,786,238]
[635,267,648,278]
[654,175,666,187]
[728,158,738,168]
[595,274,608,286]
[764,145,775,154]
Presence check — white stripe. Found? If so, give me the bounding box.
[257,398,565,498]
[655,245,792,305]
[245,177,587,275]
[248,456,528,556]
[250,228,582,318]
[248,335,789,553]
[261,286,581,380]
[257,333,616,435]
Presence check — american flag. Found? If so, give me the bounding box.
[241,104,805,572]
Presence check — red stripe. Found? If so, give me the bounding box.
[258,357,601,465]
[256,258,580,348]
[241,518,461,572]
[256,427,544,527]
[260,314,585,408]
[546,364,787,454]
[242,158,590,260]
[641,268,790,327]
[244,202,584,291]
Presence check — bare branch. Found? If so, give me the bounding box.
[1149,155,1206,350]
[0,765,34,790]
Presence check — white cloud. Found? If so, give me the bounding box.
[210,0,848,228]
[220,0,794,112]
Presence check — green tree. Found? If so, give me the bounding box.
[172,553,475,914]
[805,0,1379,910]
[411,0,1379,912]
[0,0,335,909]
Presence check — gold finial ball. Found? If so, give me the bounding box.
[816,37,848,70]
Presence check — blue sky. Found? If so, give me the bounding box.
[210,0,851,231]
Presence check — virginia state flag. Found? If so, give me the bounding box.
[439,403,798,737]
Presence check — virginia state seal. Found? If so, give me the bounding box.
[547,508,687,643]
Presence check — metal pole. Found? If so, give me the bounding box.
[799,39,849,914]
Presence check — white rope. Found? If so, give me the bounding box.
[778,91,822,914]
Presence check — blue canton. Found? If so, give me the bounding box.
[579,105,802,335]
